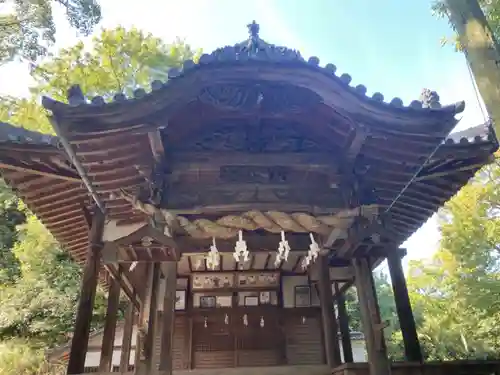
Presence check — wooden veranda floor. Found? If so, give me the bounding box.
[79,361,500,375]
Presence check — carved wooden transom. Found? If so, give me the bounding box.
[198,83,321,114]
[171,119,332,153]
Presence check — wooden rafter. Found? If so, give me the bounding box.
[0,157,80,182]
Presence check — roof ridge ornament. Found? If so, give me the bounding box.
[247,20,260,38]
[419,88,441,109]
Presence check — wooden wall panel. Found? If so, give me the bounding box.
[237,350,280,367]
[235,310,282,367]
[154,314,187,370]
[192,315,234,369]
[194,351,234,369]
[285,312,325,365]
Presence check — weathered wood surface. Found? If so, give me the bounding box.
[335,283,353,364]
[119,303,135,373]
[353,257,391,375]
[99,275,121,372]
[387,250,422,362]
[318,255,342,368]
[67,209,105,375]
[159,262,178,375]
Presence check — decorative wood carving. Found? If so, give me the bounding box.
[198,83,321,114]
[172,119,328,153]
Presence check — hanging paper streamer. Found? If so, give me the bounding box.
[233,230,250,264]
[206,237,221,270]
[274,230,291,267]
[302,233,321,270]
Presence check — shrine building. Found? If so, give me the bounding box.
[1,22,499,375]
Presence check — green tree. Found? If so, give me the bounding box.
[406,162,500,360]
[432,0,500,49]
[30,27,200,101]
[0,0,101,64]
[0,181,25,284]
[0,26,198,373]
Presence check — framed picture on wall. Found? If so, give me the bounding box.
[294,285,311,307]
[244,296,259,306]
[259,291,271,304]
[200,295,216,308]
[175,290,186,310]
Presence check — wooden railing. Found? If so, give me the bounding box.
[333,361,500,375]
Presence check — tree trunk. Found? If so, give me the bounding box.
[445,0,500,137]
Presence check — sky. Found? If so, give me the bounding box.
[0,0,488,270]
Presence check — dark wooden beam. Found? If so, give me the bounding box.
[165,185,344,213]
[119,303,135,373]
[318,255,342,368]
[415,156,493,182]
[344,127,368,163]
[105,263,140,310]
[99,275,121,372]
[159,262,177,375]
[134,263,153,374]
[0,157,81,182]
[336,217,393,258]
[171,152,339,174]
[353,257,391,375]
[66,208,105,375]
[335,283,353,363]
[263,254,272,270]
[136,263,161,375]
[148,128,166,163]
[165,203,346,215]
[387,248,423,362]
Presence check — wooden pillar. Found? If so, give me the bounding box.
[67,209,105,375]
[353,257,391,375]
[318,255,342,368]
[135,262,161,375]
[445,0,500,137]
[120,303,135,373]
[159,261,178,375]
[387,249,423,362]
[335,283,353,363]
[98,274,121,372]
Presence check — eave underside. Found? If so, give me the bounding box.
[0,125,495,294]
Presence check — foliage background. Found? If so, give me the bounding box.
[0,27,198,375]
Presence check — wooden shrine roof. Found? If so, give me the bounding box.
[0,22,498,289]
[0,121,496,267]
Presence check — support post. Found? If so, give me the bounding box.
[99,273,121,372]
[135,262,161,375]
[318,255,342,368]
[445,0,500,136]
[120,303,135,373]
[159,262,178,375]
[335,283,353,363]
[353,257,391,375]
[67,209,105,375]
[387,249,423,362]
